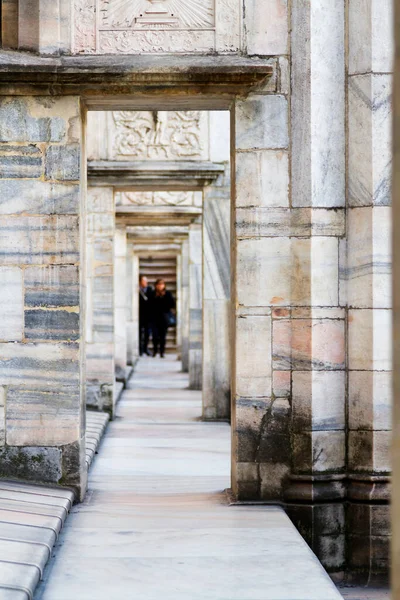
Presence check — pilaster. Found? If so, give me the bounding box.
[85,186,115,417]
[114,225,128,383]
[202,169,231,420]
[181,238,190,373]
[346,0,393,582]
[0,95,86,498]
[189,221,203,390]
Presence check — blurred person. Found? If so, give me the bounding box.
[151,278,176,358]
[139,275,153,356]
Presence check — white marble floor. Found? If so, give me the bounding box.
[37,356,342,600]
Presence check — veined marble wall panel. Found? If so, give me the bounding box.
[181,239,190,373]
[291,0,345,208]
[244,0,288,56]
[189,222,202,390]
[0,96,86,497]
[86,187,115,416]
[114,225,128,380]
[346,0,393,581]
[88,111,209,162]
[203,169,231,420]
[176,253,183,353]
[126,244,140,366]
[72,0,241,54]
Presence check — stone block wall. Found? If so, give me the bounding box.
[86,187,115,416]
[345,0,393,582]
[231,0,393,582]
[0,96,86,498]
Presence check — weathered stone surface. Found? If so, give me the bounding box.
[6,387,80,446]
[349,0,394,74]
[0,180,79,215]
[0,153,42,178]
[348,309,392,370]
[0,342,79,390]
[0,216,79,265]
[236,150,289,208]
[349,75,392,207]
[236,315,271,397]
[236,95,289,150]
[273,319,345,371]
[24,310,79,341]
[245,0,288,56]
[0,98,66,143]
[292,371,346,431]
[0,446,62,482]
[0,267,23,341]
[348,430,391,473]
[45,145,80,181]
[291,0,345,208]
[24,265,79,307]
[293,431,346,473]
[349,371,392,431]
[0,387,5,446]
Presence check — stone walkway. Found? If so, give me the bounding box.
[0,411,109,600]
[37,356,342,600]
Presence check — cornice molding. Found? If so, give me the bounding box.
[88,160,225,190]
[0,51,273,105]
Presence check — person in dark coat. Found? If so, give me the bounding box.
[139,275,153,356]
[151,278,176,358]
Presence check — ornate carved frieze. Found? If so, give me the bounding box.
[73,0,97,53]
[112,111,206,160]
[116,191,195,206]
[72,0,240,54]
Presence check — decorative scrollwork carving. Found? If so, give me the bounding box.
[116,191,194,206]
[74,0,96,53]
[100,0,213,30]
[74,0,238,53]
[112,111,204,160]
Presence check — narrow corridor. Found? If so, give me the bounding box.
[37,357,341,600]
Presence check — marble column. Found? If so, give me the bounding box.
[393,1,400,595]
[114,225,128,383]
[189,221,203,390]
[125,242,135,366]
[283,0,347,574]
[181,238,190,373]
[202,170,231,420]
[346,0,393,582]
[86,187,115,417]
[0,96,86,499]
[127,248,140,366]
[232,0,347,574]
[17,0,71,54]
[176,252,182,358]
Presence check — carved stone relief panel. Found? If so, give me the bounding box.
[110,111,209,161]
[72,0,241,54]
[116,191,196,206]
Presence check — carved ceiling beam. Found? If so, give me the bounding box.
[88,160,225,191]
[118,205,201,227]
[0,52,273,104]
[127,225,189,241]
[131,244,182,256]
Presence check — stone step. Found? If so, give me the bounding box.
[0,481,75,600]
[0,410,110,599]
[85,411,110,470]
